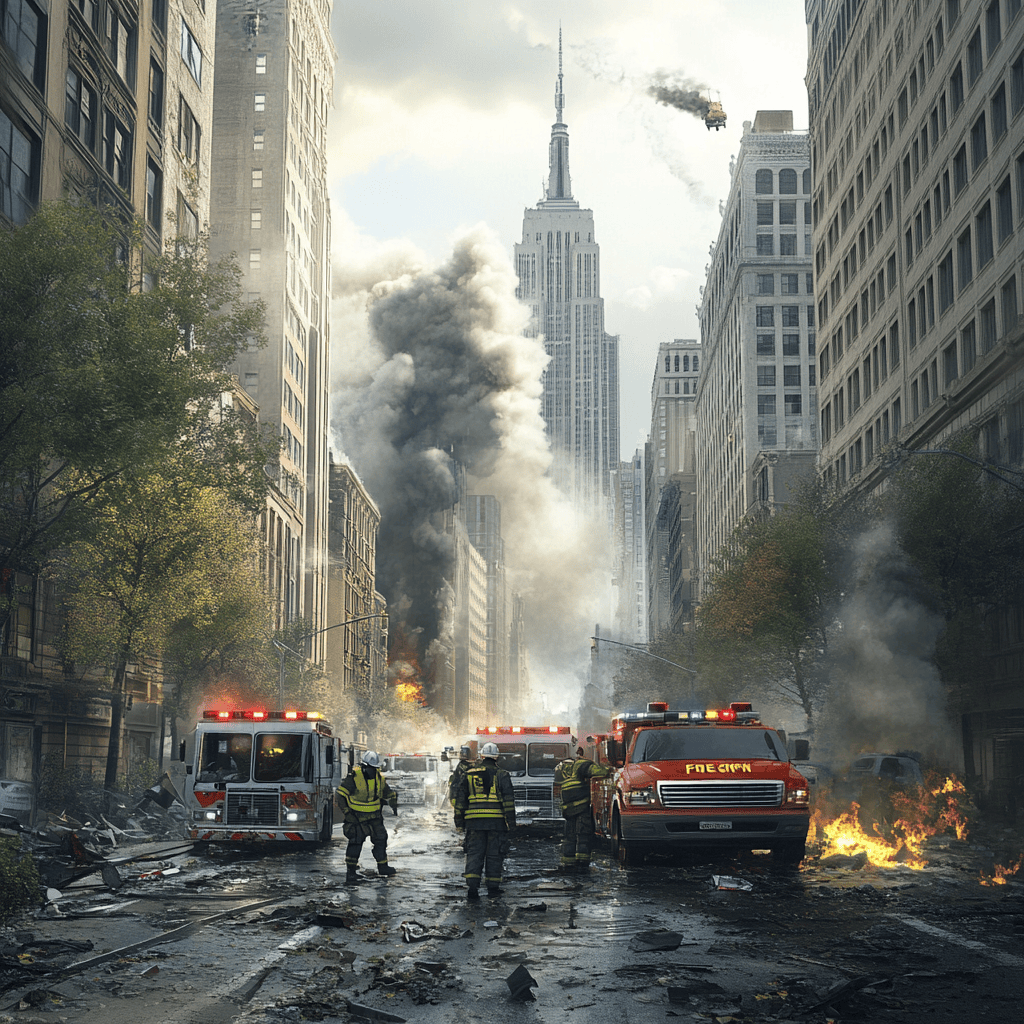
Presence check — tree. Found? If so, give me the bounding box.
[696,480,853,726]
[0,201,269,643]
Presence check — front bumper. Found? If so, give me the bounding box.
[188,828,318,842]
[619,810,809,845]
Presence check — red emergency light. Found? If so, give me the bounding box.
[202,709,323,721]
[475,725,571,735]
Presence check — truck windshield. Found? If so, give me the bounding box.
[493,743,527,776]
[631,728,786,762]
[391,757,430,772]
[197,732,252,782]
[254,733,306,782]
[528,743,571,776]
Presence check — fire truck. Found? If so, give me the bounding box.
[180,709,340,843]
[380,752,442,806]
[591,701,810,866]
[470,724,577,825]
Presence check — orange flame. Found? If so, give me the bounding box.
[809,773,973,871]
[980,853,1023,886]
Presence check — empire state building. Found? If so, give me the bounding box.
[514,38,619,520]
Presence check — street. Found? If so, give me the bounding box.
[2,801,1023,1024]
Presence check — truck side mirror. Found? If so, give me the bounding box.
[325,745,334,765]
[440,750,449,762]
[793,740,810,761]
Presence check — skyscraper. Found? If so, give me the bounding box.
[209,1,335,655]
[514,34,619,520]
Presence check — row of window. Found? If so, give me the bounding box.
[756,365,815,389]
[754,167,812,195]
[663,354,699,373]
[754,304,815,329]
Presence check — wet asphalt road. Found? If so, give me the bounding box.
[3,801,1023,1024]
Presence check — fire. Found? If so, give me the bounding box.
[809,773,973,871]
[387,626,428,706]
[980,853,1023,886]
[393,680,426,705]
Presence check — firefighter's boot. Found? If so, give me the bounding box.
[377,863,397,877]
[345,865,359,883]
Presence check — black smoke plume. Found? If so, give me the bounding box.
[648,71,711,119]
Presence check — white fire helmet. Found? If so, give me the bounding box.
[361,750,382,768]
[480,742,500,759]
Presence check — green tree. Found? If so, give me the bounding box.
[696,480,853,726]
[609,631,701,711]
[0,200,269,643]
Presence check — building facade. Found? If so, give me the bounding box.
[614,451,647,645]
[696,112,817,596]
[209,0,335,656]
[513,36,620,522]
[646,341,701,639]
[805,0,1024,809]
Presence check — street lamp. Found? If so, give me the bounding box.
[274,612,388,704]
[590,635,698,701]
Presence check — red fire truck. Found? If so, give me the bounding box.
[181,709,339,843]
[470,724,577,825]
[591,701,810,866]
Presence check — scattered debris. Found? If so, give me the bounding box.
[630,929,684,952]
[345,998,408,1022]
[506,963,538,1001]
[399,920,469,942]
[711,875,753,891]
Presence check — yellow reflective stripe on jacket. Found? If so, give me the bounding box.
[343,767,383,813]
[560,758,609,814]
[464,767,510,820]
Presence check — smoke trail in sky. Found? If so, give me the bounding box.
[647,72,711,119]
[330,225,608,713]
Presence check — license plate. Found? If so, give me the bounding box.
[699,821,732,830]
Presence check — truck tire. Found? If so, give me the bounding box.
[610,810,644,867]
[318,802,333,844]
[771,840,804,868]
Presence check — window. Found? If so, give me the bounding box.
[943,342,958,386]
[779,169,797,194]
[1,0,45,88]
[177,96,200,164]
[251,209,261,230]
[755,168,773,193]
[783,365,801,387]
[908,298,918,348]
[981,297,997,351]
[997,177,1013,243]
[1003,276,1019,334]
[781,273,799,294]
[756,307,775,327]
[947,0,960,25]
[256,53,267,74]
[252,167,263,188]
[102,111,130,187]
[957,228,973,289]
[779,201,796,224]
[254,92,265,112]
[898,87,909,126]
[152,0,166,35]
[180,17,202,85]
[939,251,954,311]
[105,6,133,85]
[145,158,161,228]
[977,202,994,267]
[757,201,773,224]
[783,334,800,356]
[782,305,800,327]
[757,234,774,255]
[780,234,797,255]
[177,191,198,239]
[785,392,802,414]
[950,62,964,111]
[674,354,680,372]
[0,109,37,224]
[953,144,968,194]
[992,84,1008,141]
[756,274,774,295]
[757,366,776,386]
[75,0,98,30]
[253,128,264,150]
[1013,48,1024,115]
[967,27,983,84]
[756,334,776,355]
[757,394,776,415]
[249,249,261,270]
[971,114,988,168]
[986,1,1002,54]
[64,67,96,148]
[962,319,977,373]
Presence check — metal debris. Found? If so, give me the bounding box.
[506,963,538,1001]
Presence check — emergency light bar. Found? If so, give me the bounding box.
[202,709,323,721]
[613,701,761,727]
[475,725,571,735]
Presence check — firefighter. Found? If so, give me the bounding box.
[454,741,516,899]
[556,745,610,872]
[337,750,398,881]
[449,744,476,852]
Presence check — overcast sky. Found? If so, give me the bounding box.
[327,1,811,462]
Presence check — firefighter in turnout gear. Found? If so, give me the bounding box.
[454,742,516,898]
[449,744,476,852]
[337,750,399,881]
[556,746,610,871]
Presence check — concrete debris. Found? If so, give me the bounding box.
[345,998,408,1022]
[630,929,684,951]
[506,963,538,1001]
[399,920,468,942]
[711,875,753,891]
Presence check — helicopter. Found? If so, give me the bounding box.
[704,97,727,131]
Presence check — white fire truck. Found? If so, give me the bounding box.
[180,709,339,843]
[380,752,442,806]
[468,725,577,825]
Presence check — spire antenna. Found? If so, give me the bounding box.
[555,25,564,124]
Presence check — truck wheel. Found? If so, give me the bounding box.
[611,811,644,867]
[319,803,333,844]
[771,840,804,869]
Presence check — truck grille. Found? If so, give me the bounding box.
[658,780,784,808]
[226,791,279,826]
[517,786,554,803]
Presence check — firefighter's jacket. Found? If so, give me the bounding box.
[337,766,398,823]
[557,757,610,818]
[454,761,516,831]
[448,758,474,807]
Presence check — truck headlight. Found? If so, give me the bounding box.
[194,809,221,821]
[784,787,809,806]
[625,785,656,806]
[284,809,315,823]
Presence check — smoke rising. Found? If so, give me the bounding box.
[331,225,609,716]
[648,72,711,119]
